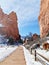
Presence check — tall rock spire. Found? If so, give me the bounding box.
[38,0,49,38]
[0,7,19,40]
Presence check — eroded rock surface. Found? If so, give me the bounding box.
[38,0,49,38]
[0,8,19,40]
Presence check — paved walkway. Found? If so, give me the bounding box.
[0,46,26,65]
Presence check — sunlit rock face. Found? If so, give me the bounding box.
[0,8,19,40]
[38,0,49,38]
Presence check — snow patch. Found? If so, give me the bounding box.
[0,46,17,62]
[47,40,49,43]
[36,49,49,60]
[23,46,42,65]
[0,24,4,27]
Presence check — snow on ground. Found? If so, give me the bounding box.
[23,46,42,65]
[0,46,17,62]
[36,48,49,60]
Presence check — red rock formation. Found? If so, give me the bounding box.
[43,42,49,50]
[32,33,39,40]
[0,8,19,40]
[38,0,49,38]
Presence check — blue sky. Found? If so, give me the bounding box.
[0,0,41,36]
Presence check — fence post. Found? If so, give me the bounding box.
[31,48,32,54]
[35,50,36,61]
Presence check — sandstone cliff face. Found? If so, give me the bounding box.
[38,0,49,38]
[0,8,19,40]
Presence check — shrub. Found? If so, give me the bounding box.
[8,37,14,45]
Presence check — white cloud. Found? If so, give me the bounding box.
[0,0,40,28]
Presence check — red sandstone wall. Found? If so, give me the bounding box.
[0,8,19,40]
[38,0,49,38]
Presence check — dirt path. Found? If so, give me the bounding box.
[0,46,26,65]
